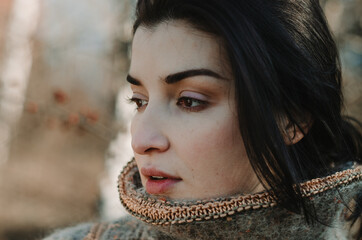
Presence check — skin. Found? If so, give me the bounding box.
[128,20,264,200]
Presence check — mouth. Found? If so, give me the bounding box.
[150,176,168,180]
[141,168,182,195]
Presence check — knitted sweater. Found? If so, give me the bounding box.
[44,160,362,240]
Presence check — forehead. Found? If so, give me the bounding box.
[130,21,229,79]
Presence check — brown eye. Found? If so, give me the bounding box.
[129,97,148,110]
[177,97,208,112]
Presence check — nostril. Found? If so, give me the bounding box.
[144,147,158,153]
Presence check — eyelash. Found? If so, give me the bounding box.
[176,97,208,112]
[127,97,208,112]
[128,97,148,110]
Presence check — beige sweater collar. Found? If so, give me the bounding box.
[118,159,362,239]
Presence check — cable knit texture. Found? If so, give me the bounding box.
[44,160,362,240]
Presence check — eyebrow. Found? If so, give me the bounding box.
[126,68,226,86]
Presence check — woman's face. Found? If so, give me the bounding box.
[128,21,263,200]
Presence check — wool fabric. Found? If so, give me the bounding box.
[44,159,362,240]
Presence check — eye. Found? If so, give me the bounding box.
[176,97,208,112]
[128,97,148,110]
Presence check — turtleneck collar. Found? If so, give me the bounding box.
[118,159,361,239]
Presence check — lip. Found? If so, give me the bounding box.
[141,167,182,195]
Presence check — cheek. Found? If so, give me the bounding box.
[192,125,234,153]
[177,114,244,172]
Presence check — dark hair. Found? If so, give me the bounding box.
[133,0,361,228]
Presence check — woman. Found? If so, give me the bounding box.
[45,0,362,239]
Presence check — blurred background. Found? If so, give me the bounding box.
[0,0,360,239]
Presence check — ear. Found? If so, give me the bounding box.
[280,117,313,145]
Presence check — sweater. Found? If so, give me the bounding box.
[44,159,362,240]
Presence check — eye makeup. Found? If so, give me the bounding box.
[128,92,148,111]
[127,75,224,113]
[176,97,208,112]
[176,91,209,112]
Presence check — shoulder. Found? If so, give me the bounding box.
[43,216,168,240]
[98,216,169,240]
[43,223,92,240]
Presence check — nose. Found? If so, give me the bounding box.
[131,110,170,155]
